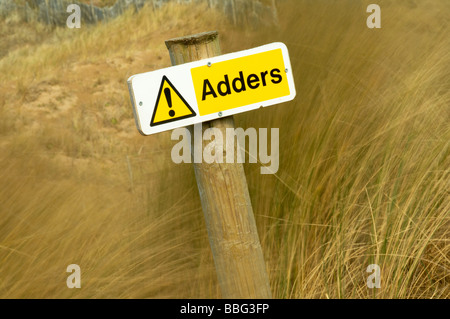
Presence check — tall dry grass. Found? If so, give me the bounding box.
[0,0,448,298]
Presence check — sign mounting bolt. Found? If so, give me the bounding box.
[285,68,289,73]
[218,111,223,117]
[207,62,212,67]
[139,101,143,106]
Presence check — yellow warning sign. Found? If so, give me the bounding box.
[150,76,196,126]
[190,48,290,116]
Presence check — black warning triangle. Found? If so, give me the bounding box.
[150,76,196,127]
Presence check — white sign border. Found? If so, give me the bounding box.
[128,42,296,136]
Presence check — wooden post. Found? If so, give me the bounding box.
[165,31,272,299]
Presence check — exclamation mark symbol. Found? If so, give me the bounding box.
[165,88,175,117]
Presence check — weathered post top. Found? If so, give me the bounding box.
[165,31,221,66]
[165,31,219,47]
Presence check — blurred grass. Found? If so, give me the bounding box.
[0,0,448,298]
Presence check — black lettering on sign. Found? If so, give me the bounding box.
[260,71,268,86]
[270,68,282,84]
[247,74,260,89]
[232,71,246,93]
[202,79,218,101]
[202,68,283,100]
[218,75,231,96]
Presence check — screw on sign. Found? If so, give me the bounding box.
[127,31,296,298]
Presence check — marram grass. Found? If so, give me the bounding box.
[0,0,448,298]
